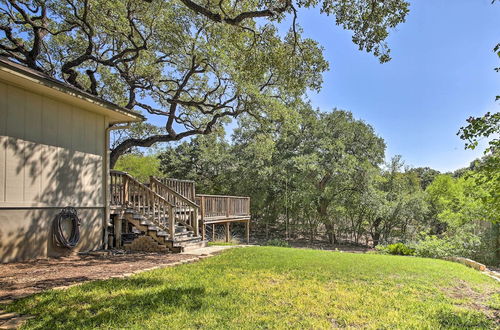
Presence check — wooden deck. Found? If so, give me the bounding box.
[109,171,251,245]
[196,194,251,243]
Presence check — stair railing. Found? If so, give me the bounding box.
[157,177,196,202]
[110,170,176,239]
[150,176,199,237]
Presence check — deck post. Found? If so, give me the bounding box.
[193,207,199,237]
[123,175,129,205]
[212,223,215,240]
[246,220,250,244]
[113,215,122,248]
[225,222,230,243]
[202,222,206,241]
[200,196,205,221]
[169,205,175,240]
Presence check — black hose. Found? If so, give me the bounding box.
[53,207,81,249]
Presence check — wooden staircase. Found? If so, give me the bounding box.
[110,171,206,252]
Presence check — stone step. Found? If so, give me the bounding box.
[123,207,202,253]
[123,236,169,253]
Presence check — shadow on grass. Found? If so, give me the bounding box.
[13,277,208,329]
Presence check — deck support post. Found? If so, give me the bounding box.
[212,224,215,240]
[225,222,230,243]
[113,215,122,248]
[246,220,250,244]
[193,207,199,237]
[201,222,206,241]
[123,176,129,204]
[169,206,175,240]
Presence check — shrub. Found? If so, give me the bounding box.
[376,243,416,256]
[413,235,457,259]
[264,238,290,247]
[413,231,482,260]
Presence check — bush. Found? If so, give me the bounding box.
[413,236,457,259]
[376,243,416,256]
[413,231,482,260]
[264,238,290,247]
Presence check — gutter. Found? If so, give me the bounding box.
[103,123,133,250]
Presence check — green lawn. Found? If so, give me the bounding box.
[5,247,499,329]
[207,241,238,246]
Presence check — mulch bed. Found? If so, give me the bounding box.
[0,251,194,300]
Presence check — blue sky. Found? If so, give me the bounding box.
[146,1,498,172]
[295,0,499,172]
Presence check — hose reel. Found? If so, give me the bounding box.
[53,207,81,249]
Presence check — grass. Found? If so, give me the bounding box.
[5,247,499,329]
[207,240,239,246]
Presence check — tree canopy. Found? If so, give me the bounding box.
[154,105,498,264]
[1,0,409,166]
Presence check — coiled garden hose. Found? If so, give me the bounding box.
[53,207,81,249]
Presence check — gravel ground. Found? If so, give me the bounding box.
[0,251,194,300]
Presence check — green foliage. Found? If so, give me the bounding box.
[407,167,441,190]
[423,173,498,264]
[376,243,415,256]
[158,132,235,194]
[457,40,500,225]
[6,248,498,329]
[458,111,500,152]
[114,154,161,182]
[263,239,290,247]
[0,0,410,163]
[413,229,488,261]
[413,235,462,259]
[153,104,498,265]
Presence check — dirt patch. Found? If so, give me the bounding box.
[444,280,499,326]
[0,251,194,300]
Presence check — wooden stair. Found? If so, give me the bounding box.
[110,171,206,253]
[123,208,206,253]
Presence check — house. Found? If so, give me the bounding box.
[0,57,143,262]
[0,58,251,263]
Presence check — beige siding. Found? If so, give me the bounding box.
[0,82,5,202]
[0,80,106,207]
[0,208,104,262]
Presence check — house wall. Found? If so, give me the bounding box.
[0,80,107,262]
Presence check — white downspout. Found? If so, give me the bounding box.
[103,123,133,250]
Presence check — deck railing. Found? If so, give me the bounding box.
[110,170,178,238]
[196,194,251,222]
[150,177,199,235]
[158,178,196,202]
[110,171,249,240]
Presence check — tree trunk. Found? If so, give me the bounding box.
[325,223,334,244]
[371,217,383,247]
[372,232,381,247]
